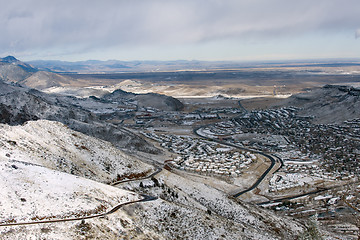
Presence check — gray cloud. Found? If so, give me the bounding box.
[1,0,360,58]
[356,29,360,39]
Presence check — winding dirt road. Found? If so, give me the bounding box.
[0,170,160,227]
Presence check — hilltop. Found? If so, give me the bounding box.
[0,56,37,82]
[103,89,184,111]
[272,84,360,124]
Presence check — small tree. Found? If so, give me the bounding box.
[300,214,323,240]
[343,197,360,240]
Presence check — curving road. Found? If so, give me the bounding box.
[0,194,157,227]
[111,167,162,186]
[256,188,328,206]
[257,181,357,206]
[0,168,160,227]
[193,126,279,198]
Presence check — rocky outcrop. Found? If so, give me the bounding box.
[323,84,360,96]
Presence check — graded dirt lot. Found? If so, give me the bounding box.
[240,97,286,110]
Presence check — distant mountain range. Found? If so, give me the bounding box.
[0,56,72,89]
[27,59,237,73]
[0,56,184,111]
[0,56,165,153]
[27,57,360,74]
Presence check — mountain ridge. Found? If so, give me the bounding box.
[0,78,160,154]
[0,56,185,111]
[272,84,360,124]
[103,89,184,111]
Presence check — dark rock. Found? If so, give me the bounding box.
[103,89,184,111]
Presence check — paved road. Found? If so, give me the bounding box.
[256,188,328,206]
[193,126,279,198]
[237,100,248,114]
[257,182,356,206]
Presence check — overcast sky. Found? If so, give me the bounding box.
[1,0,359,61]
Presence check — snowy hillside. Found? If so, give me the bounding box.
[0,157,308,239]
[0,152,158,239]
[0,79,160,153]
[119,170,309,239]
[273,84,360,124]
[0,158,141,224]
[0,120,155,183]
[0,120,305,240]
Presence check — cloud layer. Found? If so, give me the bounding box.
[356,29,360,39]
[1,0,359,59]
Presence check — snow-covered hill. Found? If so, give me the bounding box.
[19,71,74,90]
[0,120,315,240]
[0,56,37,82]
[0,157,141,224]
[0,120,151,239]
[273,84,360,124]
[120,169,309,240]
[0,120,154,183]
[0,78,160,154]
